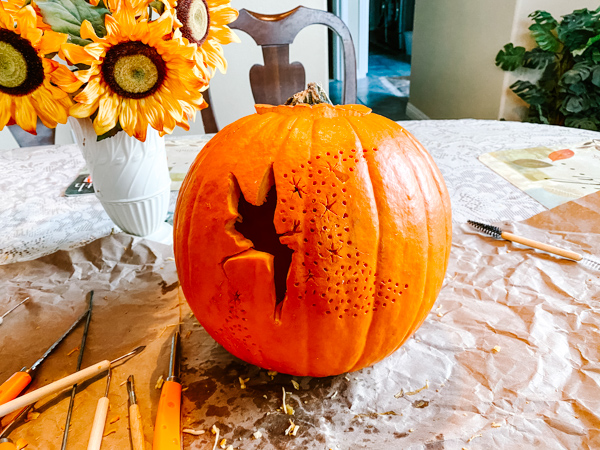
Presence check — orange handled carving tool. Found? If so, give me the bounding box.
[0,293,93,406]
[153,330,181,450]
[127,375,146,450]
[0,346,145,418]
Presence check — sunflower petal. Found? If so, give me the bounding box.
[60,43,97,65]
[38,29,68,56]
[211,6,238,25]
[119,98,136,136]
[13,95,38,134]
[32,86,68,127]
[49,63,81,93]
[80,20,102,42]
[0,94,12,129]
[94,93,120,135]
[70,99,100,118]
[15,6,42,45]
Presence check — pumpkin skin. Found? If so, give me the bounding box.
[174,103,452,377]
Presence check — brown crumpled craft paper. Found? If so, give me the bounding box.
[1,192,599,449]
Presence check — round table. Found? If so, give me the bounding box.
[1,119,598,264]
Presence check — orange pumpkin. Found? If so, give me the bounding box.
[174,102,452,377]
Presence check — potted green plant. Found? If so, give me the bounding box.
[495,7,600,130]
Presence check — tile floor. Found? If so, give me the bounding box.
[330,45,412,121]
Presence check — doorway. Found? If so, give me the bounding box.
[329,0,415,121]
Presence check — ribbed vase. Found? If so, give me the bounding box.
[69,118,170,237]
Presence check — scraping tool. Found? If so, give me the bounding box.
[0,346,145,418]
[0,295,92,406]
[127,375,146,450]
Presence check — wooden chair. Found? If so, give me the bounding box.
[200,6,357,133]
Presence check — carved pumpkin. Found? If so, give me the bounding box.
[174,101,452,377]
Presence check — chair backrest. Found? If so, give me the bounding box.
[201,6,357,133]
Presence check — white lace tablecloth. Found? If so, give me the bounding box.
[1,119,598,265]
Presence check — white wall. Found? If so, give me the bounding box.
[410,0,600,121]
[410,0,517,120]
[175,0,328,135]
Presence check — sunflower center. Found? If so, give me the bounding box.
[0,29,44,96]
[102,41,166,99]
[177,0,210,45]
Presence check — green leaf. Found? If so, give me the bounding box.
[565,116,598,130]
[528,10,558,29]
[558,8,599,51]
[568,82,587,96]
[36,0,109,42]
[529,23,561,52]
[495,43,526,71]
[561,62,592,84]
[510,80,549,106]
[590,66,600,87]
[561,95,589,113]
[96,124,123,141]
[523,48,555,69]
[149,0,164,14]
[573,33,600,56]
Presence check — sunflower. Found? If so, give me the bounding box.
[1,0,51,30]
[58,6,209,141]
[173,0,239,76]
[0,4,76,134]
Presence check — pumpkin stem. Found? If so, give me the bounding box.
[285,82,333,106]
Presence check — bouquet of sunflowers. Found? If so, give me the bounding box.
[0,0,238,141]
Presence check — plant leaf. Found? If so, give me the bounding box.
[529,23,561,52]
[565,116,598,130]
[495,43,526,71]
[561,95,589,114]
[523,48,555,69]
[510,80,549,106]
[592,66,600,87]
[36,0,108,42]
[528,10,558,29]
[573,33,600,56]
[561,62,592,84]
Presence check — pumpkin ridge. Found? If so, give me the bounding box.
[395,135,451,341]
[343,116,382,371]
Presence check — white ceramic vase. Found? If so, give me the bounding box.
[69,118,171,238]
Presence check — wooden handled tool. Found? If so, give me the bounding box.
[468,220,600,270]
[153,330,181,450]
[0,346,145,418]
[87,370,111,450]
[127,375,145,450]
[0,298,91,406]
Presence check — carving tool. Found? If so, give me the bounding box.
[0,295,93,406]
[0,298,29,326]
[61,292,93,450]
[0,346,146,418]
[0,404,33,449]
[127,375,146,450]
[153,330,181,450]
[86,370,111,450]
[468,220,600,270]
